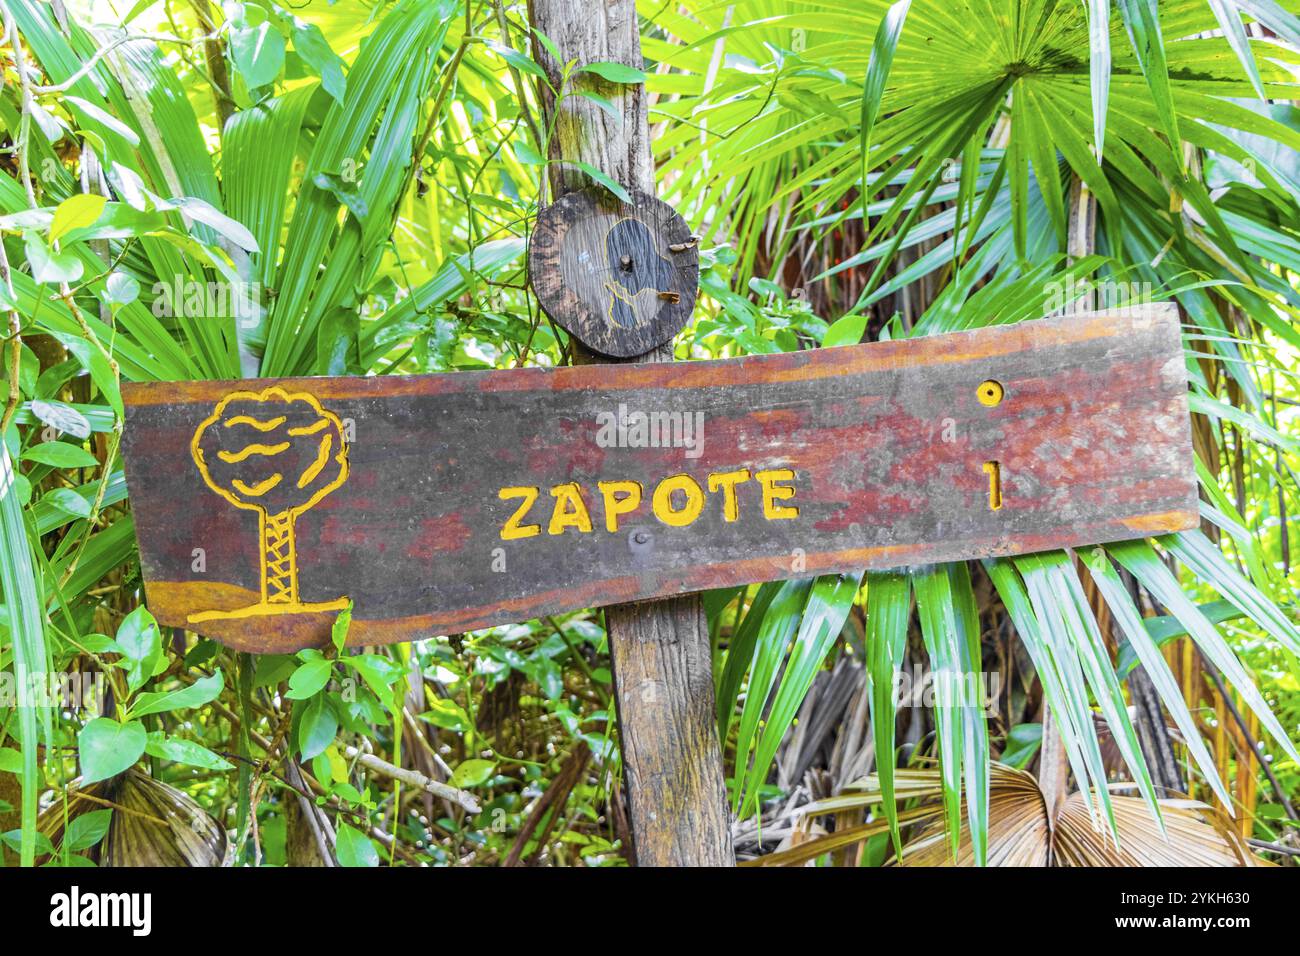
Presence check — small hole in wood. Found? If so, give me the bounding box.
[977,380,1004,407]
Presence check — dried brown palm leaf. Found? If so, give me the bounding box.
[1052,793,1261,867]
[749,763,1267,867]
[740,799,943,867]
[899,765,1050,866]
[38,769,227,867]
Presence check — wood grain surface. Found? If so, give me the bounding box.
[529,187,699,357]
[120,306,1197,654]
[528,0,732,867]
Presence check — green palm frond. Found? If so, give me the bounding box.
[0,445,49,867]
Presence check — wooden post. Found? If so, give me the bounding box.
[526,0,735,865]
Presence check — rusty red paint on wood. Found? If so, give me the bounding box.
[120,307,1197,653]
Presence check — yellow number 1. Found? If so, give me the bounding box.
[982,461,1002,511]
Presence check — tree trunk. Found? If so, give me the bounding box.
[284,760,334,866]
[527,0,734,866]
[261,510,298,604]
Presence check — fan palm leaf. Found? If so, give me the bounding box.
[746,762,1267,866]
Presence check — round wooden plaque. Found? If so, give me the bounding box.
[529,187,699,358]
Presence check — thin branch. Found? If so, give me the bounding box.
[29,30,222,95]
[493,0,544,151]
[342,745,481,813]
[1247,837,1300,857]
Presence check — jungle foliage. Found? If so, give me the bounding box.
[0,0,1298,866]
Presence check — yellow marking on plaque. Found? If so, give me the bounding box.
[652,474,705,527]
[232,474,283,497]
[188,597,350,624]
[983,461,1002,511]
[225,414,286,431]
[297,433,333,488]
[497,470,801,536]
[217,441,291,463]
[977,380,1004,407]
[289,418,330,436]
[707,469,750,522]
[548,482,594,535]
[602,216,678,329]
[755,469,799,519]
[188,386,350,624]
[499,486,542,540]
[598,480,642,533]
[604,281,673,329]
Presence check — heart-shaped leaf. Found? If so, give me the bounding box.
[78,718,146,784]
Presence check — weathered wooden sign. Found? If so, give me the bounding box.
[120,306,1197,653]
[529,186,699,357]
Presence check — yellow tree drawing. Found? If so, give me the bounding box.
[189,386,349,621]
